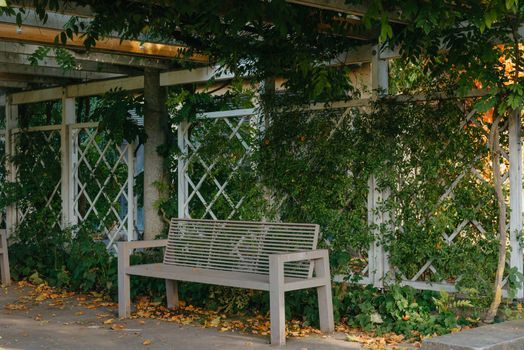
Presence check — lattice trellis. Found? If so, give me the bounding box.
[298,103,374,285]
[12,127,62,230]
[179,111,258,220]
[71,124,135,251]
[177,105,374,284]
[389,106,511,292]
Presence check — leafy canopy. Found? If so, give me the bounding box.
[358,0,523,112]
[22,0,376,101]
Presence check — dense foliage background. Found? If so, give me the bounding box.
[1,73,515,335]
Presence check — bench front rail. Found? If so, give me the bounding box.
[118,239,334,346]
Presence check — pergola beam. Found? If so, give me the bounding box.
[9,66,235,104]
[286,0,405,23]
[8,41,394,104]
[0,61,121,81]
[0,22,207,62]
[1,8,92,31]
[11,0,94,17]
[0,41,172,70]
[0,49,141,76]
[0,72,75,85]
[0,81,27,88]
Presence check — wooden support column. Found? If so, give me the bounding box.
[177,121,189,219]
[368,45,390,288]
[4,99,17,236]
[143,67,169,239]
[127,142,136,241]
[61,93,76,228]
[509,108,523,299]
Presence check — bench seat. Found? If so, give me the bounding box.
[127,263,330,292]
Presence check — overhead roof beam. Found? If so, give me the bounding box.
[0,41,171,70]
[11,0,95,18]
[9,66,235,104]
[286,0,405,24]
[0,72,75,85]
[1,8,91,31]
[0,22,207,62]
[0,61,122,80]
[0,48,142,75]
[0,81,28,88]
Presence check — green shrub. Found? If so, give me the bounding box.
[340,284,477,337]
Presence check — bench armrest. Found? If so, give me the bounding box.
[269,249,331,292]
[118,239,168,252]
[269,249,328,263]
[118,240,168,278]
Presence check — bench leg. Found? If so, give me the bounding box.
[317,285,334,333]
[118,272,131,318]
[270,256,286,346]
[0,254,10,286]
[0,232,10,286]
[118,245,131,318]
[165,280,179,309]
[315,254,334,333]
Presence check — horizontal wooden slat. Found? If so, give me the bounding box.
[175,218,317,228]
[127,263,271,291]
[170,224,318,234]
[284,276,330,292]
[164,218,319,278]
[164,253,312,269]
[167,232,316,243]
[159,260,308,279]
[126,263,315,291]
[164,238,314,249]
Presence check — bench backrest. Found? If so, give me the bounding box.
[164,219,320,278]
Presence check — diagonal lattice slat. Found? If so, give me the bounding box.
[72,126,134,251]
[12,129,62,230]
[182,115,257,221]
[394,107,511,290]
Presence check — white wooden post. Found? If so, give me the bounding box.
[61,94,76,228]
[127,142,135,241]
[368,45,390,288]
[70,127,79,229]
[368,176,387,288]
[5,99,18,236]
[371,45,389,98]
[177,121,189,218]
[509,108,523,299]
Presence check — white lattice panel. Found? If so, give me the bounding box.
[71,124,135,251]
[394,107,511,292]
[12,127,62,229]
[179,111,258,220]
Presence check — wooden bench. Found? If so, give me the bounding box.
[118,218,334,346]
[0,229,11,286]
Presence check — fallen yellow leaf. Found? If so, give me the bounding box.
[111,323,125,331]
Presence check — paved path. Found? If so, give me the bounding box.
[0,285,364,350]
[422,319,524,350]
